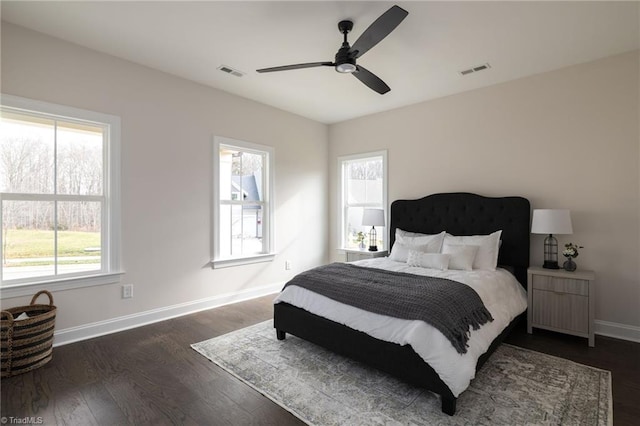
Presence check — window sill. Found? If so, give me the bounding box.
[0,272,125,299]
[211,254,276,269]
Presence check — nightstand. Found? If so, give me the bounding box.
[343,249,388,262]
[527,266,596,347]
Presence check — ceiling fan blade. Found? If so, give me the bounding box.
[353,65,390,94]
[350,5,408,59]
[256,62,334,73]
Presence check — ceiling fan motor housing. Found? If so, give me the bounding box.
[335,46,356,73]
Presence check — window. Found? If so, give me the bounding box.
[0,95,121,294]
[339,150,387,250]
[213,136,274,268]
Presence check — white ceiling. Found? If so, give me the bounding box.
[2,1,638,124]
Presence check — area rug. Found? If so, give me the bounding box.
[192,320,612,425]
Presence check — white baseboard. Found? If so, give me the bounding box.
[595,320,640,343]
[53,282,284,347]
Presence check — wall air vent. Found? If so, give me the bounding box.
[459,63,491,76]
[217,65,244,77]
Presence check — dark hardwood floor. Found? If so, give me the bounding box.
[2,294,638,425]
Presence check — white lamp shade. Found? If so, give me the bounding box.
[362,209,385,227]
[531,209,573,235]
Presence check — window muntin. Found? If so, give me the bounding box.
[213,137,274,267]
[339,151,387,250]
[1,96,120,289]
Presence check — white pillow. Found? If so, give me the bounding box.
[443,230,502,270]
[407,251,450,271]
[395,229,445,252]
[396,228,433,239]
[389,242,431,262]
[441,244,479,271]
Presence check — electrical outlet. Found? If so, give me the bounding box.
[285,260,292,270]
[122,284,133,299]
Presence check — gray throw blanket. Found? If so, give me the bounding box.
[283,263,493,354]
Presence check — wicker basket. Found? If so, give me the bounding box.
[1,290,57,377]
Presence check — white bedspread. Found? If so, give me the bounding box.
[273,257,527,397]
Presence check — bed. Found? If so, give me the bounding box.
[273,192,530,415]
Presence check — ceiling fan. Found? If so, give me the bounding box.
[256,5,409,95]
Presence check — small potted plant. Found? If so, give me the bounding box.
[562,242,583,271]
[355,231,366,249]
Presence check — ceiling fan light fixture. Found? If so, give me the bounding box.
[336,62,357,73]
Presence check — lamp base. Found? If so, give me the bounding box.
[368,245,378,252]
[543,260,560,269]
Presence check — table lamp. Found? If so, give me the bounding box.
[531,209,573,269]
[362,208,385,252]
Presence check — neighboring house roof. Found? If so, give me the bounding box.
[231,174,261,209]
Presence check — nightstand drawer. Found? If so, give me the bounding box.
[531,275,589,296]
[532,289,589,333]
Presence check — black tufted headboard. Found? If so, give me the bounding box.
[390,193,531,286]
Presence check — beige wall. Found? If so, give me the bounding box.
[329,51,640,329]
[2,22,639,337]
[1,23,329,330]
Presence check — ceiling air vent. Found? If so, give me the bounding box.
[459,63,491,76]
[217,65,244,77]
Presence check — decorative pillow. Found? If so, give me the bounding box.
[395,229,445,252]
[406,251,450,270]
[441,244,479,271]
[443,230,502,271]
[389,242,432,262]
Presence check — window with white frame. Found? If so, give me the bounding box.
[213,136,274,268]
[0,95,121,293]
[339,151,387,250]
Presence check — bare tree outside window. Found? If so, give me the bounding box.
[1,111,105,282]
